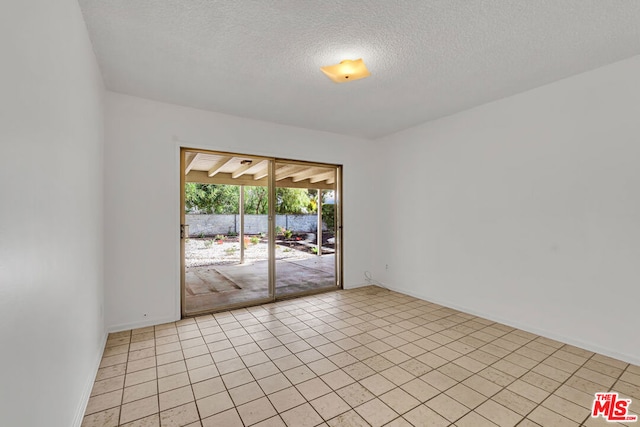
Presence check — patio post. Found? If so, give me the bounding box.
[317,189,322,256]
[240,185,245,264]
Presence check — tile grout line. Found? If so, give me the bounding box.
[154,328,160,427]
[88,288,638,427]
[394,312,536,426]
[511,347,599,426]
[578,359,631,426]
[356,295,541,424]
[270,306,525,426]
[360,309,564,426]
[180,323,203,427]
[119,330,131,426]
[208,311,289,426]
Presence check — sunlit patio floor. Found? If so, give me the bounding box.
[185,254,336,315]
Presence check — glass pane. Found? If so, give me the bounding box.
[274,162,338,297]
[183,151,270,314]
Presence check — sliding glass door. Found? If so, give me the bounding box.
[180,149,341,316]
[274,161,339,297]
[180,150,273,316]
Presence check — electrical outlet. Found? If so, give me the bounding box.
[385,264,389,270]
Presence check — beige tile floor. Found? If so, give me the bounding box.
[83,286,640,427]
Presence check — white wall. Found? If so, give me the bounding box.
[374,55,640,364]
[104,92,375,331]
[0,1,105,426]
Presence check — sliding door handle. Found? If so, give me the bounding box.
[180,224,189,239]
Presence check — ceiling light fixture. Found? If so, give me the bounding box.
[320,59,370,83]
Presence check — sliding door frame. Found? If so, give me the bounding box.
[180,147,343,317]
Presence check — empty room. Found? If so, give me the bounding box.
[2,1,640,426]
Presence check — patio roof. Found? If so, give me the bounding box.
[184,152,336,190]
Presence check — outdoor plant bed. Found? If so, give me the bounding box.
[185,236,315,267]
[275,232,335,255]
[190,235,267,244]
[187,231,334,260]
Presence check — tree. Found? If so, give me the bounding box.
[244,186,268,214]
[184,183,238,214]
[186,184,314,215]
[275,188,311,214]
[244,187,313,214]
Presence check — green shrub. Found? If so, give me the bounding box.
[322,204,335,231]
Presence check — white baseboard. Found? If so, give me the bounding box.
[380,283,640,367]
[343,281,370,290]
[72,332,108,427]
[107,314,180,333]
[106,282,373,333]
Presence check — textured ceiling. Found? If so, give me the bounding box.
[78,0,640,139]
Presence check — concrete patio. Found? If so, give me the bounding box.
[185,254,336,314]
